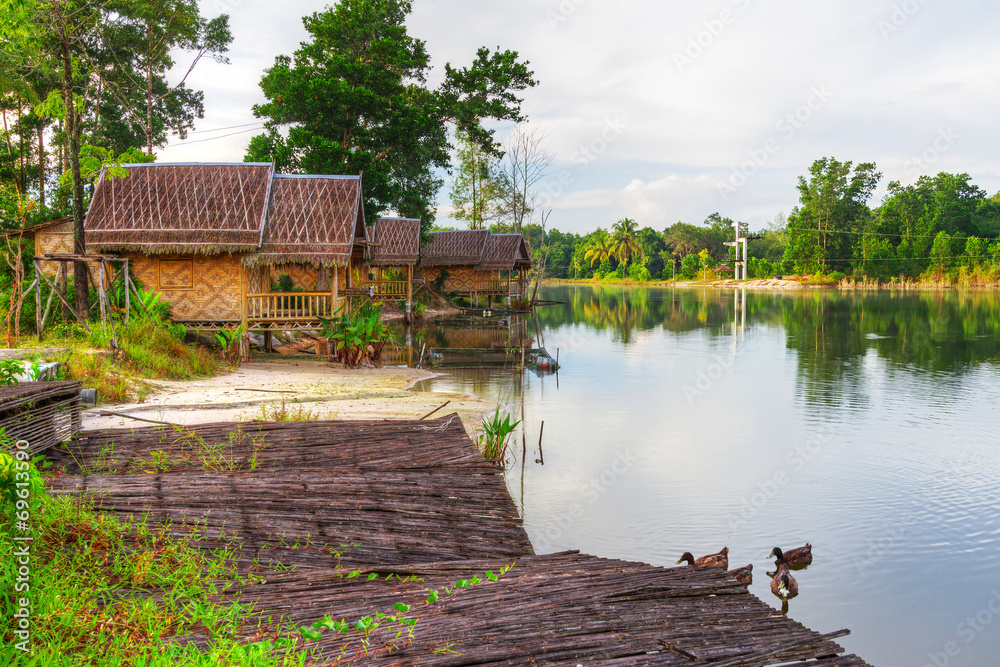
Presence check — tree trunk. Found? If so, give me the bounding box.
[61,33,90,321]
[38,126,45,208]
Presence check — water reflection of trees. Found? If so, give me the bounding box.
[538,285,1000,375]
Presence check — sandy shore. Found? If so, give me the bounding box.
[84,357,494,438]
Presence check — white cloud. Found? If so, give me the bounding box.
[157,0,1000,233]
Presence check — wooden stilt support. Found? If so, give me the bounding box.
[34,259,90,334]
[35,271,42,341]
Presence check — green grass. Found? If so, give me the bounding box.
[22,317,223,404]
[0,481,323,666]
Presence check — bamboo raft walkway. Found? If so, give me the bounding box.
[46,416,873,666]
[49,416,532,568]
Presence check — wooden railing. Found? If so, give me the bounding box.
[475,279,512,295]
[247,292,333,322]
[342,281,409,300]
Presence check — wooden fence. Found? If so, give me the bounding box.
[246,292,333,322]
[342,281,409,300]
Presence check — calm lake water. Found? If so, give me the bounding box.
[412,284,1000,667]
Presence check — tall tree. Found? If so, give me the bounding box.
[94,1,231,155]
[246,0,536,231]
[611,217,642,268]
[498,124,551,233]
[784,157,881,273]
[449,129,502,230]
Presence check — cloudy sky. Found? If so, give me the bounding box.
[160,0,999,234]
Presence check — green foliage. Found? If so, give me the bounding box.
[319,302,394,367]
[0,358,21,386]
[681,253,700,279]
[784,157,882,273]
[214,322,248,366]
[478,406,521,462]
[450,129,505,229]
[0,478,326,665]
[246,0,536,230]
[272,272,295,292]
[430,269,449,293]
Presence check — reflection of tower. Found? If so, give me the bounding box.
[733,288,746,350]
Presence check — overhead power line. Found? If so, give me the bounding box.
[167,126,264,147]
[188,121,265,135]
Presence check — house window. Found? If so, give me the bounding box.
[158,259,194,290]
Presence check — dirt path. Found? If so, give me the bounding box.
[84,358,494,438]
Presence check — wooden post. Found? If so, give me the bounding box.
[35,267,43,341]
[124,258,130,324]
[331,264,339,313]
[239,264,249,361]
[97,260,108,334]
[58,261,68,321]
[406,264,413,324]
[40,281,56,340]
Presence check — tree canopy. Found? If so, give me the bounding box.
[246,0,537,231]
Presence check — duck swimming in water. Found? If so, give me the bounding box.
[770,544,812,567]
[770,562,799,599]
[676,547,729,569]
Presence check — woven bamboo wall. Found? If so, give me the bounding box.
[127,253,244,321]
[421,266,488,293]
[268,264,320,291]
[34,221,74,277]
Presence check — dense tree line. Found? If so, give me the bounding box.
[523,158,1000,285]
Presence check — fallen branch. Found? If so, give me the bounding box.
[420,401,451,420]
[96,410,184,427]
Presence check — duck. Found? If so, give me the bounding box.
[769,544,812,567]
[676,547,729,569]
[770,562,799,599]
[728,563,753,584]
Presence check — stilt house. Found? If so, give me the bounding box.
[30,162,416,332]
[418,229,532,304]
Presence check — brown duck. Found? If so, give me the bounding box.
[728,563,753,584]
[770,562,799,598]
[676,547,729,569]
[770,544,812,567]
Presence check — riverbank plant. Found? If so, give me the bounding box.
[319,303,394,368]
[478,406,521,463]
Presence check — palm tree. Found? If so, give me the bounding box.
[611,217,642,269]
[584,231,613,268]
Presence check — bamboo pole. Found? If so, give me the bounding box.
[35,269,42,340]
[124,258,130,324]
[39,281,56,340]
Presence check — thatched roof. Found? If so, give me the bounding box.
[85,163,274,254]
[1,217,72,239]
[519,237,532,268]
[477,233,533,271]
[250,175,366,267]
[419,230,489,267]
[368,217,420,266]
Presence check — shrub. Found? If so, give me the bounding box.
[319,303,394,367]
